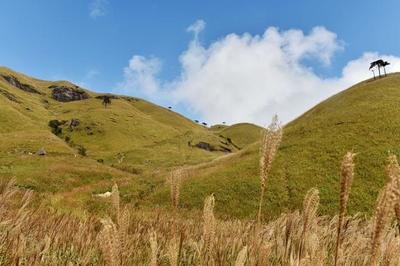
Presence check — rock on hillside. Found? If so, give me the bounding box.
[1,75,41,94]
[50,85,89,102]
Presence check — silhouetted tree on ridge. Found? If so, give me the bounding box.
[369,59,390,79]
[102,96,111,108]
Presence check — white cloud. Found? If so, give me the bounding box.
[89,0,109,19]
[186,19,206,40]
[118,21,400,125]
[117,56,161,97]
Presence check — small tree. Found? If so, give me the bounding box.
[382,61,390,76]
[102,96,111,108]
[369,59,390,78]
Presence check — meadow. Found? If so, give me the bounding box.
[1,119,400,265]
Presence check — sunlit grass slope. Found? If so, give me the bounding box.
[0,66,261,214]
[159,74,400,219]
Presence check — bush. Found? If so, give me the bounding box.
[77,145,87,156]
[48,119,62,135]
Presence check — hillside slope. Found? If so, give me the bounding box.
[0,67,261,214]
[160,74,400,219]
[6,66,398,220]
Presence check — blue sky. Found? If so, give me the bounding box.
[1,1,400,124]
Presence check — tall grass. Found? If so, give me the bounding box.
[2,123,400,265]
[168,168,186,209]
[258,115,282,225]
[1,175,400,265]
[335,152,356,265]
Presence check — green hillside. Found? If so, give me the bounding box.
[219,123,263,148]
[166,74,400,219]
[0,66,261,215]
[3,66,399,220]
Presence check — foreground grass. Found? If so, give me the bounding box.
[1,177,400,265]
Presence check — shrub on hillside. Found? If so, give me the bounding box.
[76,145,87,156]
[48,119,63,135]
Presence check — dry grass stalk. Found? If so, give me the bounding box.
[370,155,400,266]
[111,183,120,225]
[234,246,248,266]
[388,155,400,224]
[167,237,180,266]
[169,168,185,209]
[298,188,319,265]
[202,194,216,263]
[335,151,356,266]
[149,230,158,266]
[257,115,282,225]
[119,207,130,263]
[98,218,119,266]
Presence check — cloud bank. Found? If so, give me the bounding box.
[118,20,400,125]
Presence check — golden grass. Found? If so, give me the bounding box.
[335,152,356,265]
[1,176,400,265]
[168,168,186,209]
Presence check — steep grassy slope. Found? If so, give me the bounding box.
[0,66,261,215]
[0,67,232,171]
[154,74,400,219]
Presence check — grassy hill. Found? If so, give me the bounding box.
[3,66,400,220]
[161,73,400,219]
[0,66,261,216]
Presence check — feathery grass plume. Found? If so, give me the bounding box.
[257,115,282,225]
[335,152,356,266]
[370,155,400,265]
[118,207,130,263]
[149,230,158,266]
[202,194,216,263]
[167,237,180,266]
[283,211,297,262]
[298,188,319,265]
[169,168,185,209]
[234,246,248,266]
[111,183,120,225]
[98,217,119,266]
[387,155,400,225]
